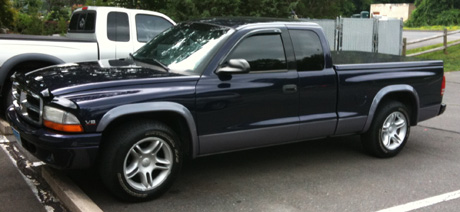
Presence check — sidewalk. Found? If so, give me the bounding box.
[0,137,45,212]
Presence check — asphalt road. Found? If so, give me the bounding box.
[69,72,460,212]
[403,30,460,50]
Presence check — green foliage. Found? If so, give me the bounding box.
[406,0,460,27]
[404,25,460,31]
[0,0,16,29]
[105,0,297,21]
[9,0,78,35]
[46,6,71,21]
[413,42,460,72]
[374,0,414,3]
[237,0,293,17]
[15,13,45,35]
[13,0,43,14]
[294,0,353,19]
[84,0,111,6]
[435,9,460,26]
[57,17,68,35]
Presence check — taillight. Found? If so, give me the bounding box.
[441,76,446,96]
[82,6,88,10]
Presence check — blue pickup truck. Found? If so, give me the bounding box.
[7,18,446,201]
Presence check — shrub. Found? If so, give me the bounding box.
[15,13,45,35]
[435,9,460,26]
[406,0,460,27]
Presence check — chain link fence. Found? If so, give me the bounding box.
[305,18,403,55]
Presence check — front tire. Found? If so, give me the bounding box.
[99,120,182,202]
[361,101,411,158]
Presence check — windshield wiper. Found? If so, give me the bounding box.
[129,53,170,72]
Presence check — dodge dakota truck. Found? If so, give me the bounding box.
[0,6,175,111]
[7,18,446,201]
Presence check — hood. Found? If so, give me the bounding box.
[16,58,195,96]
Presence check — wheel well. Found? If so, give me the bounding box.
[10,60,55,73]
[100,112,193,157]
[379,92,418,125]
[3,60,55,93]
[1,60,56,112]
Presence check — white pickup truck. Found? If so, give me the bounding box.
[0,6,175,110]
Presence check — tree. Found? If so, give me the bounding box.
[406,0,460,26]
[295,0,356,19]
[104,0,296,21]
[374,0,414,3]
[0,0,16,30]
[352,0,373,13]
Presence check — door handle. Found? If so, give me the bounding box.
[283,84,297,94]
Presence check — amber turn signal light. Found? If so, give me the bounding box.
[44,120,83,133]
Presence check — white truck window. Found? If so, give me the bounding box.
[135,14,173,43]
[68,11,96,33]
[107,12,130,42]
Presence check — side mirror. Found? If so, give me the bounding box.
[216,59,250,74]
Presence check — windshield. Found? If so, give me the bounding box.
[132,22,233,75]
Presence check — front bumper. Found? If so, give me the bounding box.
[6,107,102,169]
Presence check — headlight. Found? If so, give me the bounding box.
[43,106,83,132]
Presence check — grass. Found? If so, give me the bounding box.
[404,25,460,31]
[406,39,460,55]
[409,42,460,72]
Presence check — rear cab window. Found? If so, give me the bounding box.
[289,30,325,71]
[68,11,96,33]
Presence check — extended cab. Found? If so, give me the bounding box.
[0,6,175,109]
[7,18,446,201]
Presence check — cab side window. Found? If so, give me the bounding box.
[289,30,325,71]
[135,15,173,43]
[227,34,287,72]
[107,12,130,42]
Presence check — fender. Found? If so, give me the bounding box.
[96,102,199,158]
[362,84,420,133]
[0,53,64,93]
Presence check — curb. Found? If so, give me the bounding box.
[0,119,12,135]
[1,118,102,211]
[42,165,103,212]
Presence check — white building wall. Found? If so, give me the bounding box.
[370,3,415,21]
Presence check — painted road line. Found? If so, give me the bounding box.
[377,190,460,212]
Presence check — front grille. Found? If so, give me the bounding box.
[12,81,43,125]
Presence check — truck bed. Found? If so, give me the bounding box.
[0,34,95,42]
[331,51,442,70]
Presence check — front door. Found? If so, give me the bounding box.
[195,30,300,155]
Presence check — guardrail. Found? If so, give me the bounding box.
[402,29,460,56]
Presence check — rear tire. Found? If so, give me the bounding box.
[361,101,411,158]
[99,120,182,202]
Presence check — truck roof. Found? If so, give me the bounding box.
[190,17,320,29]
